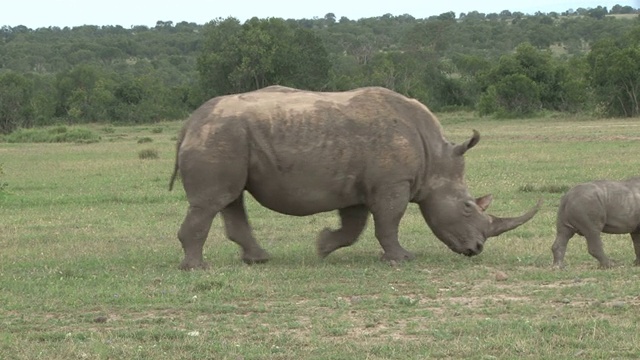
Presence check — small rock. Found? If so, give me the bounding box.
[93,316,108,323]
[495,271,508,281]
[611,301,626,308]
[561,298,571,304]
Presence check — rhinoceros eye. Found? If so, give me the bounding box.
[462,200,475,216]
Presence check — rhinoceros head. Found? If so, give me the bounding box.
[418,131,541,257]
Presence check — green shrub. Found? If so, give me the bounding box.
[102,125,116,134]
[137,137,153,144]
[49,126,68,134]
[5,128,54,143]
[138,149,159,159]
[53,128,101,143]
[151,127,164,134]
[5,127,100,143]
[519,184,570,194]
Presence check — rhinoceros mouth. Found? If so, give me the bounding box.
[461,243,483,257]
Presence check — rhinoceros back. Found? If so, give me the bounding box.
[175,86,446,215]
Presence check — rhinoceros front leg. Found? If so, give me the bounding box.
[317,205,369,258]
[631,233,640,266]
[371,183,415,262]
[221,194,270,264]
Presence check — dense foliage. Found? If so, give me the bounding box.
[0,5,639,133]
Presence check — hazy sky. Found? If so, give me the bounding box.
[3,0,639,28]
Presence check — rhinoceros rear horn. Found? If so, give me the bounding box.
[454,130,480,156]
[487,199,542,237]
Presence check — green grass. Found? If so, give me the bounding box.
[137,136,154,144]
[138,148,159,159]
[2,116,640,359]
[4,126,101,143]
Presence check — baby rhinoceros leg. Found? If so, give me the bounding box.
[632,233,640,266]
[551,224,575,269]
[583,230,613,269]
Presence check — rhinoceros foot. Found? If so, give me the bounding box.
[380,248,415,263]
[179,258,210,271]
[597,259,614,269]
[241,248,271,265]
[316,228,342,258]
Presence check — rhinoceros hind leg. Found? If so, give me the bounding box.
[631,233,640,266]
[317,205,369,258]
[551,225,576,269]
[222,194,270,264]
[371,183,415,262]
[178,205,218,270]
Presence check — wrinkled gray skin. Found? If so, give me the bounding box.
[552,177,640,269]
[169,86,540,270]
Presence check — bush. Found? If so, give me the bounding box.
[137,137,153,144]
[151,127,164,134]
[102,125,116,134]
[55,128,101,143]
[519,183,570,194]
[138,149,159,159]
[5,126,100,143]
[478,75,541,118]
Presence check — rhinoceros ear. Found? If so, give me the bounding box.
[454,129,480,156]
[475,194,493,211]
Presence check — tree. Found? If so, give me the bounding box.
[406,16,456,52]
[198,17,330,98]
[500,10,512,18]
[588,6,608,20]
[28,73,58,126]
[324,13,336,26]
[478,74,540,117]
[478,43,563,116]
[54,64,115,122]
[610,5,635,14]
[196,17,243,97]
[588,37,640,117]
[0,71,33,133]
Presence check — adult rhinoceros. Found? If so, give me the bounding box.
[169,86,539,270]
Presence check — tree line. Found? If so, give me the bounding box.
[0,5,639,133]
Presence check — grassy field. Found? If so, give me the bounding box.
[2,114,640,359]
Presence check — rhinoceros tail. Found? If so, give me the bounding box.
[169,159,179,191]
[168,125,187,191]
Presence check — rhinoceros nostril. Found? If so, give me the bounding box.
[462,244,482,257]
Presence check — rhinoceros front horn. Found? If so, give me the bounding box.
[487,199,542,237]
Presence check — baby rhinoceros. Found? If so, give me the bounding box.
[552,177,640,269]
